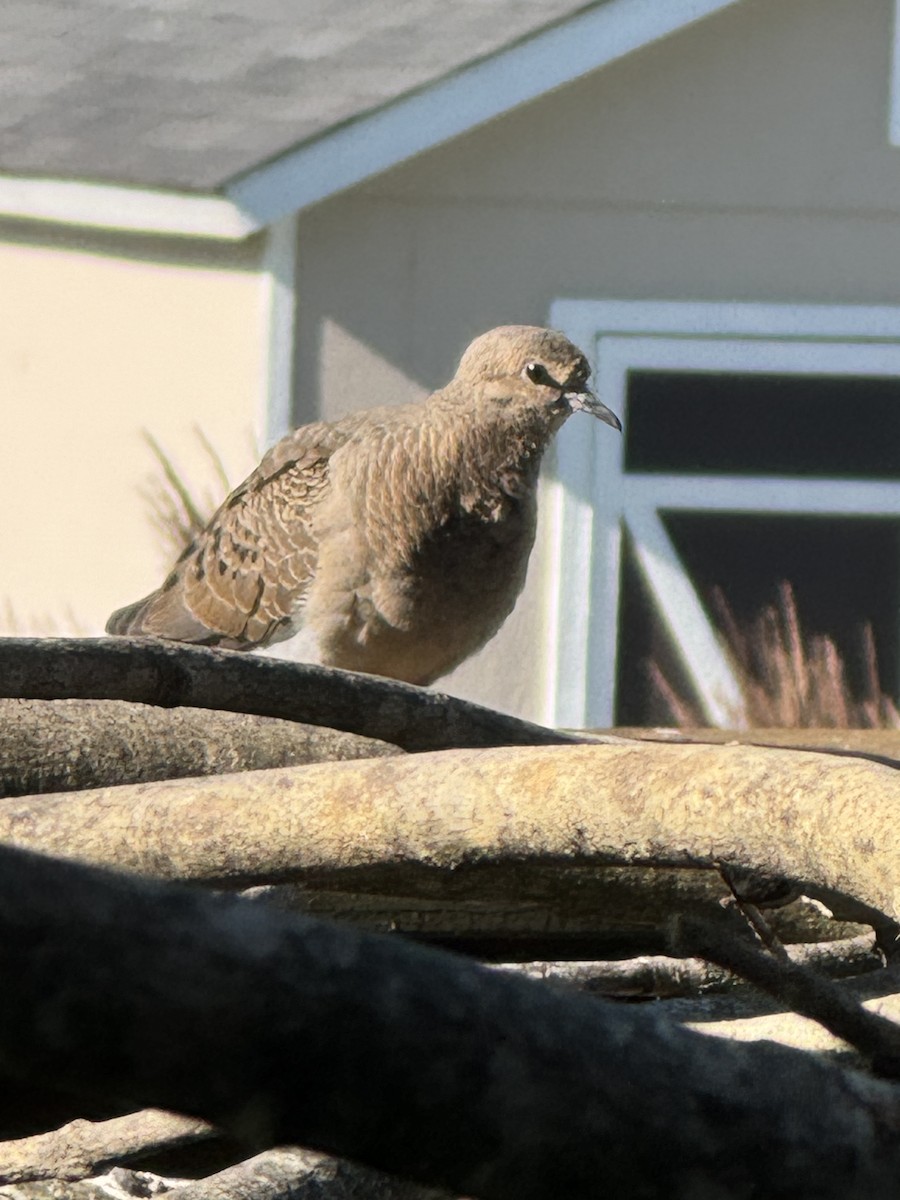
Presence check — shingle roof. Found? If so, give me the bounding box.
[0,0,597,193]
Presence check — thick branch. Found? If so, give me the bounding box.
[0,638,581,752]
[0,1110,214,1183]
[0,699,400,797]
[168,1148,453,1200]
[3,743,899,931]
[2,846,900,1200]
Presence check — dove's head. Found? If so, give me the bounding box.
[453,325,622,432]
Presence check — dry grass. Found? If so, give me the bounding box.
[1,428,240,638]
[0,597,93,638]
[649,581,900,730]
[139,427,233,561]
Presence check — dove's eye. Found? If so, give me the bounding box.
[524,362,551,385]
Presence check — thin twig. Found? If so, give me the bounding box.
[493,934,881,999]
[672,915,900,1077]
[141,429,208,538]
[716,862,791,962]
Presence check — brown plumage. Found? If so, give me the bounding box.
[107,325,621,685]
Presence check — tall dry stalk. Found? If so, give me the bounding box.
[0,597,91,638]
[649,581,900,729]
[2,429,242,638]
[139,427,234,561]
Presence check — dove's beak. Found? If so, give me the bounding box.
[565,388,622,431]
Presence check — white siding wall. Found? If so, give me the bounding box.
[294,0,900,719]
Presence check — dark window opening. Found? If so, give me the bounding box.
[625,371,900,478]
[614,513,900,726]
[615,530,706,727]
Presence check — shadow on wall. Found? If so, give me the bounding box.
[292,188,586,424]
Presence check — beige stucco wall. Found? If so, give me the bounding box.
[2,226,263,636]
[293,0,900,718]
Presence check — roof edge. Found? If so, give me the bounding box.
[0,174,258,240]
[226,0,740,226]
[0,0,738,239]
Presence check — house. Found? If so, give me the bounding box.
[4,0,900,727]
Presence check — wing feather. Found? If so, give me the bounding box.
[107,417,364,647]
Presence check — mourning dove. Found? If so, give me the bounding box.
[107,325,621,685]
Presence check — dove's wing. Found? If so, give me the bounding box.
[107,416,366,648]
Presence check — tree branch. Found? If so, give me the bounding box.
[167,1148,454,1200]
[1,845,900,1199]
[2,742,898,937]
[246,876,862,961]
[0,638,584,752]
[673,916,900,1075]
[0,1110,215,1184]
[495,933,881,998]
[0,699,400,797]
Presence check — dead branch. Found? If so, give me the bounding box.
[167,1148,455,1200]
[246,877,862,961]
[613,725,900,772]
[494,933,881,998]
[675,977,900,1061]
[0,1110,214,1184]
[1,743,898,939]
[2,845,900,1200]
[0,638,583,752]
[0,699,401,797]
[673,916,900,1073]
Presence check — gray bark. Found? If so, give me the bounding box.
[0,638,584,752]
[0,699,401,797]
[613,724,900,768]
[1,845,900,1200]
[0,743,894,940]
[0,1111,214,1183]
[168,1148,454,1200]
[672,916,900,1072]
[247,876,863,961]
[493,933,881,998]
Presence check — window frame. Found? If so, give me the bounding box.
[540,299,900,728]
